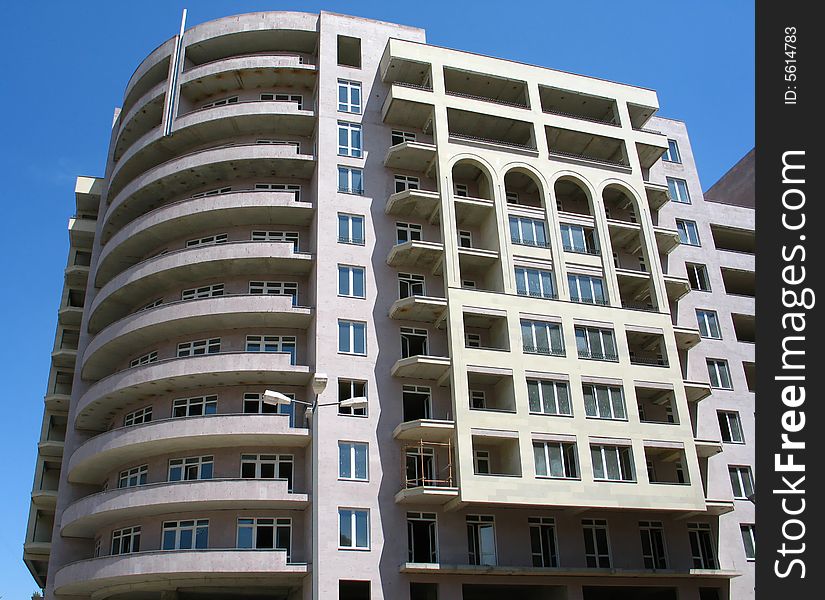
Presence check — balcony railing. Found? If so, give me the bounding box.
[629,353,669,367]
[338,236,365,245]
[337,186,364,195]
[450,132,536,152]
[393,81,433,92]
[548,149,627,168]
[577,348,619,362]
[511,237,551,249]
[570,296,610,306]
[543,108,619,127]
[562,244,600,255]
[522,345,565,357]
[621,301,658,313]
[446,89,528,110]
[516,290,559,300]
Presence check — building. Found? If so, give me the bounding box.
[23,10,754,600]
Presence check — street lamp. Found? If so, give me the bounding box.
[263,373,367,422]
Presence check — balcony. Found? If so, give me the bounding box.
[635,384,679,425]
[393,419,455,443]
[389,295,447,324]
[732,313,755,343]
[683,380,712,403]
[384,141,437,173]
[654,226,681,255]
[694,439,723,458]
[710,224,755,254]
[539,85,619,126]
[626,329,669,368]
[673,326,701,350]
[96,189,314,286]
[546,126,628,168]
[721,267,755,298]
[664,275,691,303]
[644,443,690,485]
[448,108,537,153]
[635,131,669,169]
[454,196,495,228]
[400,563,740,579]
[82,295,313,380]
[382,83,434,131]
[68,414,308,484]
[387,240,444,272]
[391,355,451,381]
[616,269,657,313]
[396,439,458,505]
[643,181,670,211]
[61,479,308,537]
[467,367,516,413]
[385,188,441,222]
[68,216,97,248]
[89,241,313,334]
[53,550,308,597]
[444,66,529,109]
[75,353,312,431]
[30,489,58,511]
[627,102,659,131]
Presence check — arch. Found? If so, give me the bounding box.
[502,164,547,209]
[600,180,645,224]
[550,172,597,217]
[448,154,497,201]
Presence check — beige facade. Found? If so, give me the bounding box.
[24,11,751,600]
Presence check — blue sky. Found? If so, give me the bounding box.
[0,0,752,593]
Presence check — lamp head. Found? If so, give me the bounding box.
[311,373,329,396]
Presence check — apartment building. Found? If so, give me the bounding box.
[23,11,752,600]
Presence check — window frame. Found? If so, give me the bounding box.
[663,139,682,163]
[338,320,367,355]
[590,444,635,482]
[337,166,364,195]
[533,440,579,479]
[338,441,369,481]
[526,378,572,416]
[667,176,691,203]
[337,213,365,245]
[337,264,366,298]
[707,358,733,390]
[162,519,209,551]
[676,218,701,246]
[337,79,362,114]
[338,121,363,158]
[696,309,722,339]
[339,507,370,550]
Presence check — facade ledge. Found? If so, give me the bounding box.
[643,181,670,211]
[683,380,712,403]
[694,438,724,458]
[383,141,437,173]
[673,326,701,350]
[653,226,681,255]
[395,486,459,505]
[387,240,444,271]
[385,188,441,222]
[389,295,447,323]
[393,419,455,442]
[37,440,64,458]
[399,562,740,579]
[391,355,451,381]
[31,490,58,510]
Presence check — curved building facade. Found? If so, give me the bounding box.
[24,10,752,600]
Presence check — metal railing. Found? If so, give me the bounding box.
[511,237,551,249]
[450,132,536,152]
[542,108,619,127]
[392,81,433,92]
[630,353,669,367]
[548,149,628,168]
[445,89,529,110]
[562,244,600,255]
[577,348,619,362]
[522,345,566,357]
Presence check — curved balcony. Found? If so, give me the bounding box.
[109,101,317,200]
[179,53,316,98]
[385,189,441,221]
[82,295,313,380]
[96,190,313,286]
[75,353,312,431]
[68,414,309,484]
[61,479,308,537]
[119,39,174,124]
[53,550,308,597]
[113,80,166,162]
[88,241,313,334]
[102,143,315,243]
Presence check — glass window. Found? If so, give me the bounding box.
[111,526,141,555]
[339,508,370,549]
[639,521,668,569]
[253,183,301,202]
[236,517,292,557]
[338,80,362,113]
[338,321,367,355]
[729,465,755,499]
[339,442,369,480]
[396,222,423,244]
[696,309,722,338]
[391,130,416,145]
[667,177,690,203]
[590,445,634,481]
[177,338,220,357]
[246,335,297,364]
[129,351,158,368]
[676,219,701,246]
[172,395,217,418]
[338,379,367,416]
[718,411,745,443]
[181,283,224,300]
[467,515,496,565]
[338,265,366,298]
[241,454,293,489]
[338,122,362,157]
[398,273,425,298]
[533,441,578,478]
[338,213,365,244]
[560,224,598,254]
[521,320,564,356]
[582,519,611,567]
[168,455,213,481]
[582,384,626,420]
[185,233,228,248]
[688,523,717,569]
[251,230,300,251]
[509,216,548,247]
[338,166,363,194]
[123,406,152,427]
[248,281,298,304]
[515,267,555,299]
[663,139,682,163]
[118,465,148,488]
[527,379,571,416]
[568,274,607,305]
[707,359,733,389]
[162,520,208,550]
[741,524,756,560]
[529,517,558,567]
[687,263,711,291]
[575,326,618,361]
[394,174,420,193]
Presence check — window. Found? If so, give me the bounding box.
[181,283,224,300]
[339,442,368,481]
[506,191,519,204]
[515,267,556,299]
[254,183,302,202]
[472,449,490,475]
[688,523,717,569]
[391,130,416,145]
[663,139,682,163]
[521,320,564,356]
[403,385,432,421]
[246,335,297,364]
[201,96,238,109]
[339,508,369,549]
[467,515,496,565]
[568,274,607,305]
[687,263,712,291]
[458,230,472,248]
[337,35,361,68]
[338,122,362,157]
[249,281,298,304]
[338,321,366,355]
[162,520,208,550]
[667,177,691,203]
[396,222,423,244]
[639,521,668,569]
[527,379,571,416]
[394,174,420,193]
[172,395,217,418]
[237,517,292,557]
[575,326,618,361]
[123,406,152,427]
[398,273,425,298]
[139,298,163,311]
[251,230,299,251]
[338,265,366,298]
[168,455,213,481]
[111,526,141,555]
[185,233,227,248]
[454,183,469,197]
[192,186,232,198]
[583,384,626,420]
[465,333,482,348]
[470,390,486,410]
[243,392,295,426]
[560,224,598,254]
[338,213,365,244]
[707,359,733,389]
[408,512,438,563]
[590,444,634,481]
[130,350,157,368]
[338,379,367,416]
[676,219,701,246]
[338,80,362,113]
[177,338,221,357]
[256,139,300,151]
[718,411,745,443]
[533,441,578,479]
[729,466,755,499]
[529,517,558,567]
[260,93,303,109]
[118,465,147,489]
[338,166,363,194]
[241,454,293,490]
[582,519,611,567]
[509,216,548,247]
[401,327,428,358]
[696,309,722,339]
[741,524,756,560]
